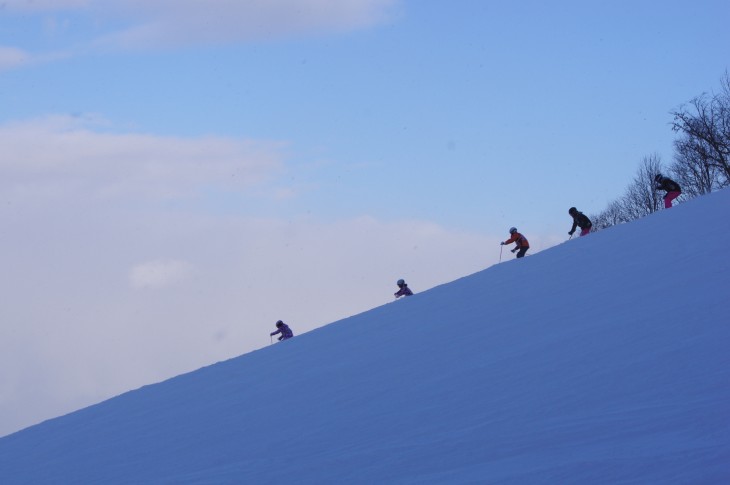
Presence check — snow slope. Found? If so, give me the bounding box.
[1,190,728,484]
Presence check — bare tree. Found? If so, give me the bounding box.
[621,154,664,219]
[670,136,717,197]
[591,74,730,231]
[670,71,730,187]
[590,155,664,231]
[590,199,629,231]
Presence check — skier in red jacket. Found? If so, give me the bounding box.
[501,227,529,258]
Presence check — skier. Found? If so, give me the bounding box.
[394,279,413,299]
[568,207,592,237]
[501,227,529,258]
[270,320,293,341]
[654,173,681,208]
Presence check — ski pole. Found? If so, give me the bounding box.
[270,335,273,345]
[499,244,503,263]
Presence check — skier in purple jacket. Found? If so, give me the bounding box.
[270,320,293,341]
[394,279,413,299]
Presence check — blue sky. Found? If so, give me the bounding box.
[1,0,728,436]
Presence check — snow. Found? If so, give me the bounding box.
[1,189,728,484]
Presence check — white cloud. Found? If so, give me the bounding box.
[273,187,299,200]
[129,260,193,289]
[5,0,399,51]
[2,0,90,11]
[0,46,30,70]
[99,0,399,48]
[0,115,285,202]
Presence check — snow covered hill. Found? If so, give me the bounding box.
[1,190,728,484]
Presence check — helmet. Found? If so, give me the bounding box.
[276,320,284,327]
[568,207,577,215]
[509,227,517,234]
[654,173,663,183]
[397,279,405,286]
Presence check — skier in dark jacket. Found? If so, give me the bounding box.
[501,227,529,258]
[568,207,592,237]
[655,174,681,208]
[270,320,293,341]
[394,279,413,299]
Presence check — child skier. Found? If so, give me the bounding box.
[654,174,681,208]
[394,279,413,299]
[568,207,592,237]
[501,227,529,258]
[270,320,293,341]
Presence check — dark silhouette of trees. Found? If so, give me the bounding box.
[591,72,728,231]
[670,71,730,190]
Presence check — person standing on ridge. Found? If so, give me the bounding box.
[654,173,681,208]
[568,207,592,237]
[501,227,529,258]
[394,279,413,299]
[270,320,293,341]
